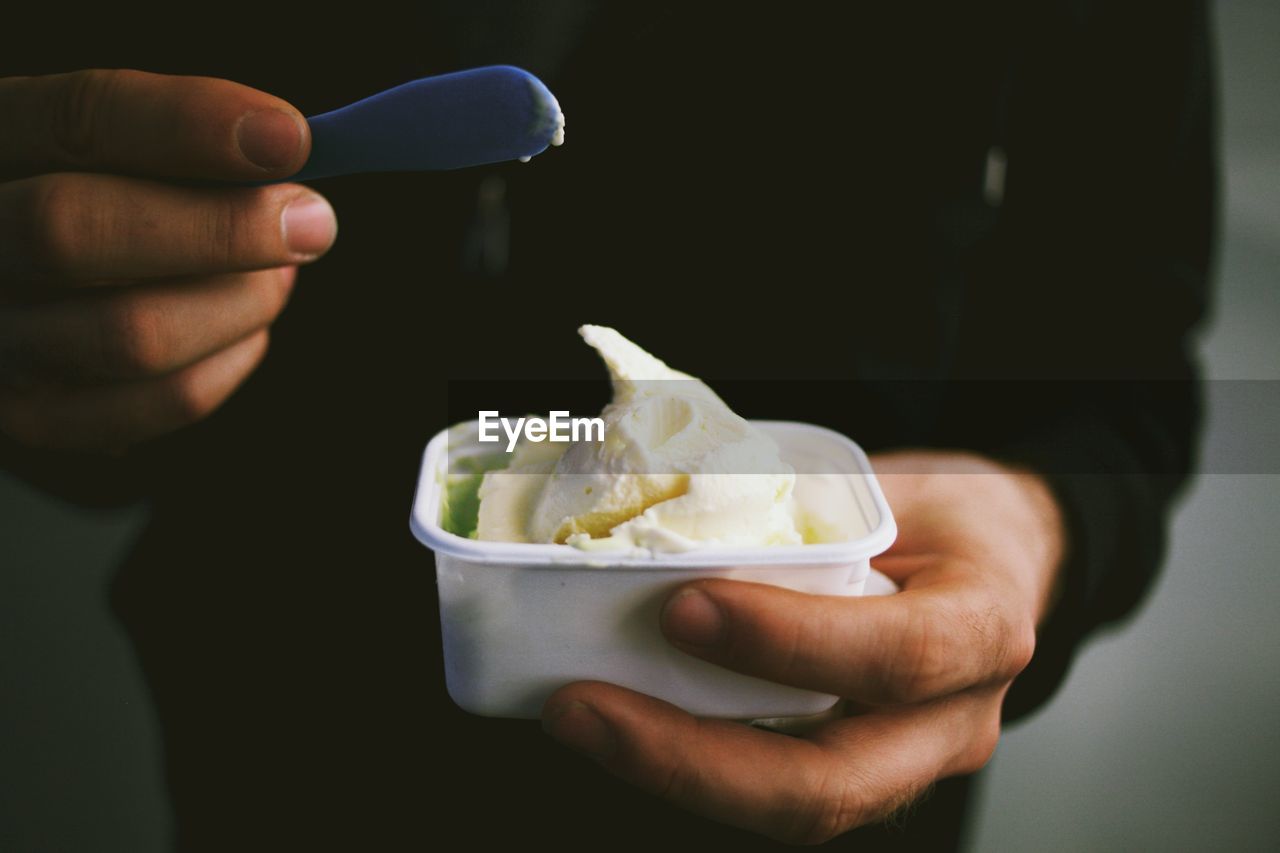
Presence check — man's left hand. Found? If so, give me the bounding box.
[542,450,1066,844]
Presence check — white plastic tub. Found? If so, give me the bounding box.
[410,420,897,720]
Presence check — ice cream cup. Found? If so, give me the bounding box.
[410,420,897,720]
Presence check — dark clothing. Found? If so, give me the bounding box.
[2,2,1213,849]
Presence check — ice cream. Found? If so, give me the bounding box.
[475,326,802,552]
[519,87,565,162]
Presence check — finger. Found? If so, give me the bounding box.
[0,329,268,451]
[0,174,336,286]
[0,266,295,385]
[543,681,1000,845]
[659,577,1036,706]
[0,69,309,180]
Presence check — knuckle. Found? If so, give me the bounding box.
[648,737,701,805]
[24,175,90,277]
[99,299,167,375]
[787,810,842,846]
[200,193,243,269]
[785,766,863,845]
[194,187,284,271]
[892,585,1037,701]
[51,69,128,166]
[255,268,293,322]
[165,368,214,424]
[959,597,1035,684]
[1003,619,1038,680]
[962,603,1008,671]
[200,189,278,269]
[958,712,1002,775]
[253,328,271,363]
[886,607,952,704]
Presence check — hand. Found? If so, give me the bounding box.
[542,450,1066,844]
[0,70,337,451]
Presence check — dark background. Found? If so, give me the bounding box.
[2,1,1278,850]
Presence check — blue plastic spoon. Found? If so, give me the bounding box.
[281,65,564,182]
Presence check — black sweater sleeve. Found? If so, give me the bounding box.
[958,0,1216,721]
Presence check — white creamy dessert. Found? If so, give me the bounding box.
[476,326,803,552]
[519,88,565,162]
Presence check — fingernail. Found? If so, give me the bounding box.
[543,701,616,761]
[237,108,304,171]
[282,193,337,258]
[661,587,726,647]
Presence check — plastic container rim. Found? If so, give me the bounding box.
[409,419,897,569]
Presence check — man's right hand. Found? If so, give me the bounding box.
[0,69,337,452]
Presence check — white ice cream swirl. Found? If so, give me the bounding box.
[476,325,801,552]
